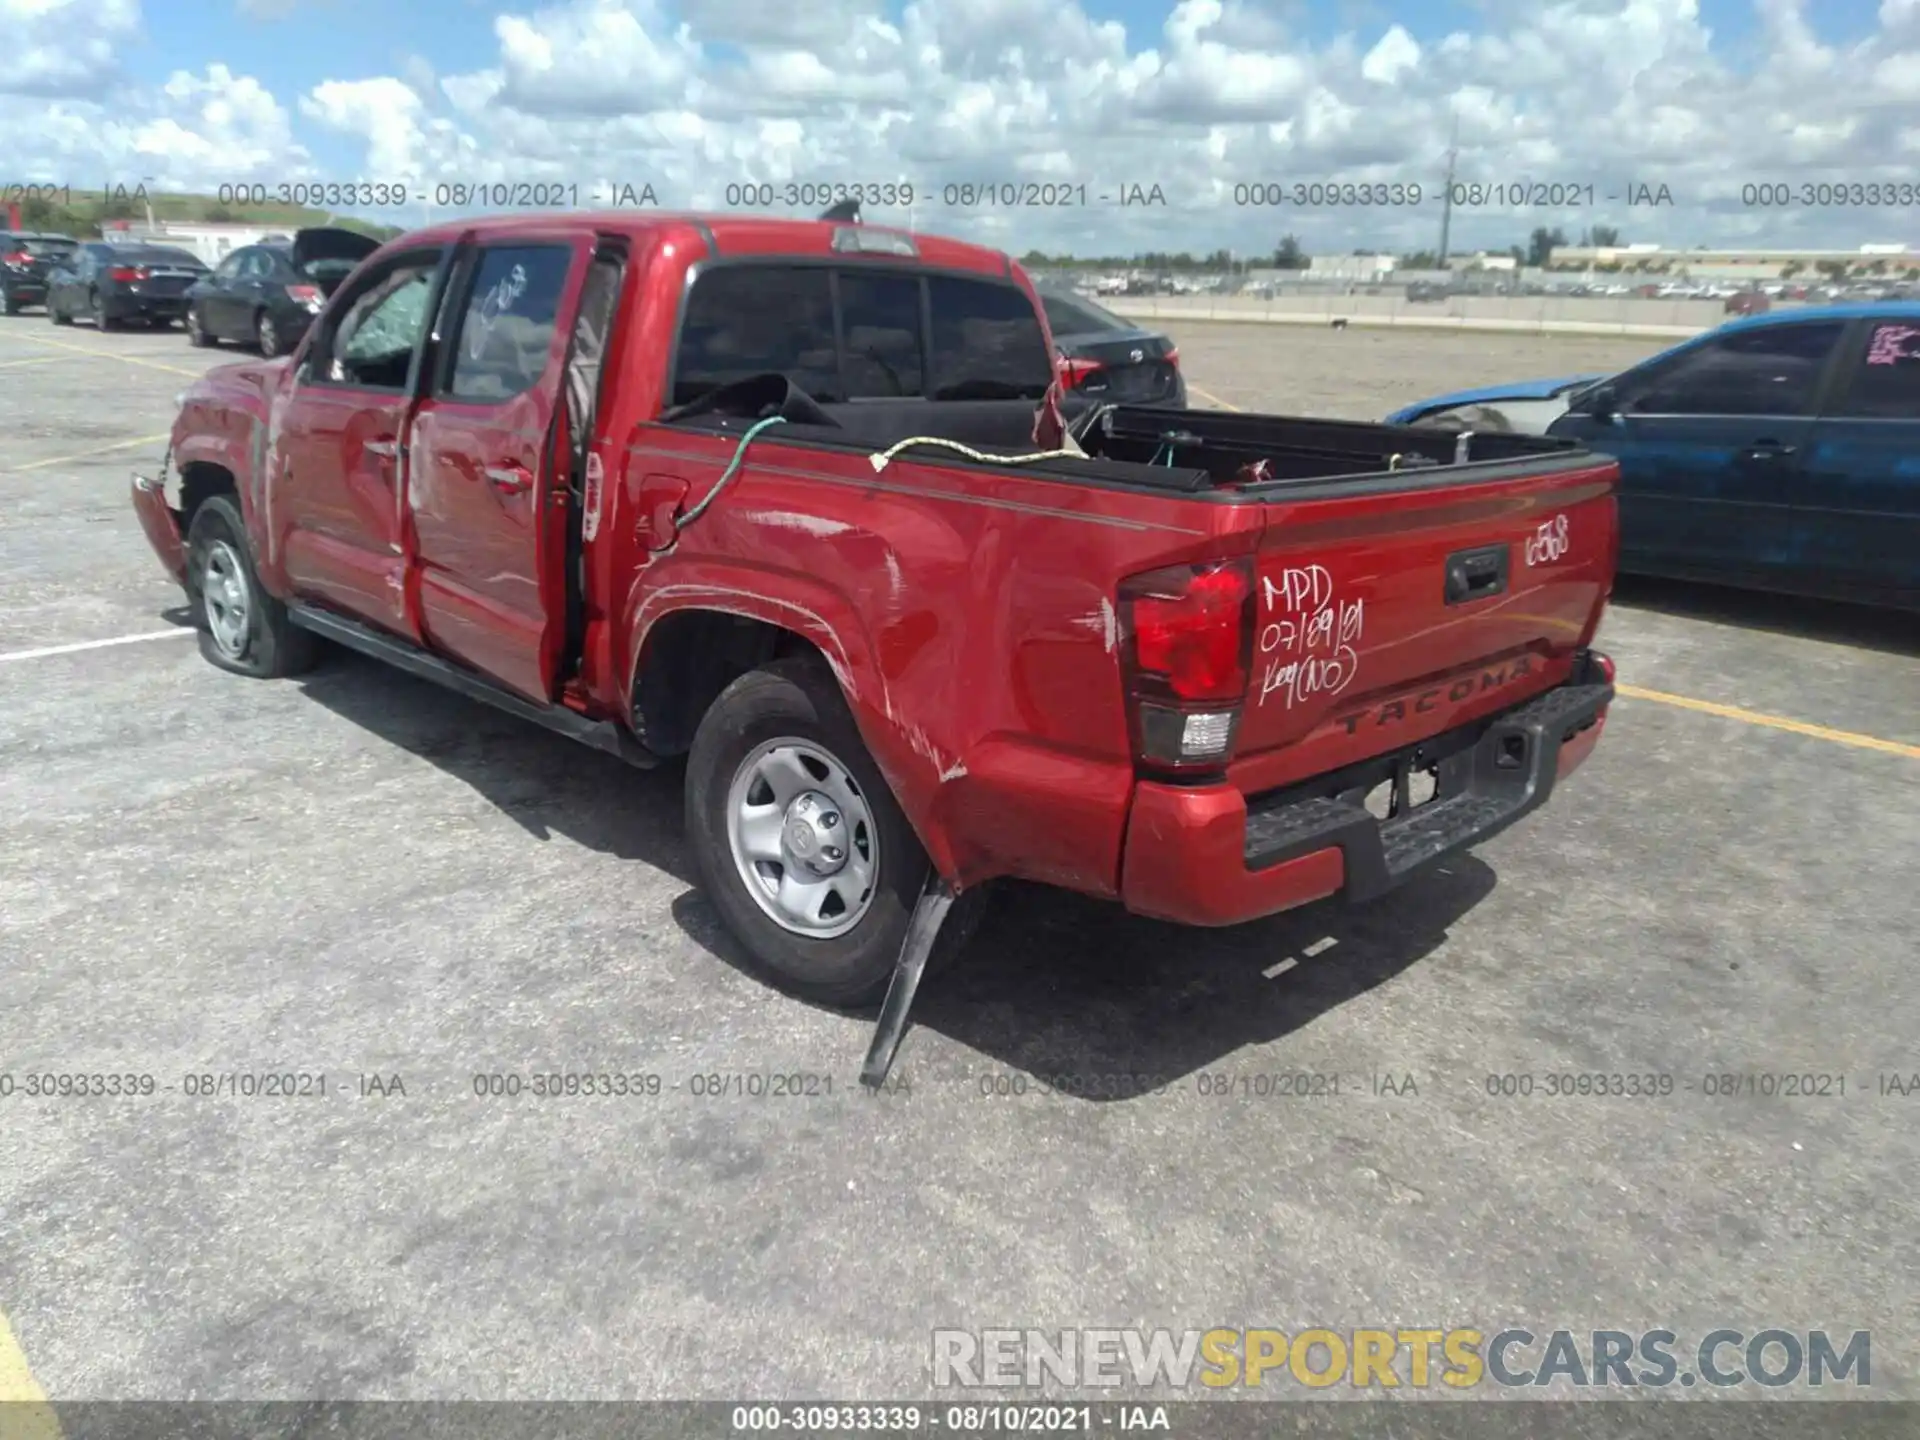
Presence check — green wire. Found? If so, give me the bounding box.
[670,414,788,538]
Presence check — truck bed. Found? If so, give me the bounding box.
[672,387,1593,498]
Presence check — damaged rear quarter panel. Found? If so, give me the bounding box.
[617,435,1259,894]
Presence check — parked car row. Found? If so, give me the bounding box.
[1387,302,1920,611]
[0,227,381,359]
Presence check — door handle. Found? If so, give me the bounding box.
[485,465,532,493]
[1743,441,1796,460]
[1444,543,1509,604]
[364,439,399,458]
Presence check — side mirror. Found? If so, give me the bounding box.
[1583,384,1619,421]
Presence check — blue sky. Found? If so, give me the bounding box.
[11,0,1920,254]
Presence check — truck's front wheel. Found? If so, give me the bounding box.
[686,656,928,1007]
[184,496,318,679]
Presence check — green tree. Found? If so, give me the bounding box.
[1588,225,1621,247]
[1273,234,1306,269]
[1526,226,1567,267]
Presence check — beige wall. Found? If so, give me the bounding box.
[1101,292,1818,338]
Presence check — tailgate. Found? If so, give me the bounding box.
[1235,458,1617,780]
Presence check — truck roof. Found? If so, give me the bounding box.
[393,211,1015,279]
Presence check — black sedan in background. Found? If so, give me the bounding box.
[184,228,381,357]
[1034,285,1186,407]
[0,232,80,313]
[46,243,209,329]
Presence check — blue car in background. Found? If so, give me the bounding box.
[1387,304,1920,611]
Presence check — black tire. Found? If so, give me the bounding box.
[183,495,319,679]
[93,292,120,331]
[255,309,281,358]
[48,296,71,326]
[1,292,19,316]
[186,305,216,347]
[686,655,938,1006]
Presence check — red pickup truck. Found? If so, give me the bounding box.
[131,210,1618,1083]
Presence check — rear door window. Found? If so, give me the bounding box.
[1827,322,1920,419]
[443,245,573,403]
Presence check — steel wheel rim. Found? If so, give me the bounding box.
[258,314,277,355]
[201,541,251,658]
[188,308,205,342]
[725,737,878,939]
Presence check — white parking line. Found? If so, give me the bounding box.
[0,629,193,664]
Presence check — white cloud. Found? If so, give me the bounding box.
[1361,25,1419,84]
[6,0,1920,253]
[0,0,138,98]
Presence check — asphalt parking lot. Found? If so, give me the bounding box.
[1,315,1916,1403]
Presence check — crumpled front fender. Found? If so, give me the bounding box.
[130,458,188,585]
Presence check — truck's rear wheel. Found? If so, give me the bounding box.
[183,495,318,678]
[686,656,930,1006]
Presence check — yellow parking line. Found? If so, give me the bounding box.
[4,333,202,378]
[1186,383,1242,412]
[3,432,172,474]
[1616,683,1920,760]
[0,1308,62,1438]
[0,356,68,371]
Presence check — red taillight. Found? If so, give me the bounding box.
[286,284,323,309]
[1058,355,1104,389]
[1119,557,1255,773]
[108,266,147,282]
[1,251,30,266]
[1163,346,1180,369]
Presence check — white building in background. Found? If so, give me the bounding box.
[1307,253,1398,281]
[99,219,290,264]
[1548,243,1920,279]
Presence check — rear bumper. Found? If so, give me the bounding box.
[1118,651,1614,927]
[131,459,188,583]
[1,279,47,302]
[102,292,189,320]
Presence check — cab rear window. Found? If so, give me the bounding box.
[672,263,1052,406]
